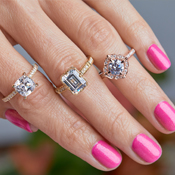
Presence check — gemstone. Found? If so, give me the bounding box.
[115,75,119,79]
[61,68,87,94]
[104,54,129,79]
[125,64,129,69]
[108,59,125,75]
[14,75,36,97]
[118,55,122,59]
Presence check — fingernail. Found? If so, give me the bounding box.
[92,140,122,169]
[154,101,175,131]
[147,44,171,70]
[132,133,162,163]
[5,109,33,133]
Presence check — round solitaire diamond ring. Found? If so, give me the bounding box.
[2,64,38,102]
[100,49,135,80]
[55,57,94,95]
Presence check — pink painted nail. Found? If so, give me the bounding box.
[147,44,171,70]
[5,109,33,133]
[92,140,122,169]
[132,133,162,163]
[154,101,175,131]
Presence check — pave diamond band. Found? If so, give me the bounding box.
[2,64,38,102]
[79,57,93,76]
[55,57,94,95]
[100,49,135,80]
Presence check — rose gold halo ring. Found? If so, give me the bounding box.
[100,49,135,80]
[2,64,39,102]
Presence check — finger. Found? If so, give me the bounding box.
[2,0,164,164]
[0,30,122,170]
[0,88,38,132]
[0,92,12,119]
[38,0,175,134]
[84,0,171,73]
[0,28,17,46]
[0,27,35,132]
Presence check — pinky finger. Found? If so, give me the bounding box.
[0,93,38,132]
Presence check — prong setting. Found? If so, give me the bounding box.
[13,75,36,97]
[23,72,26,77]
[56,57,93,95]
[2,64,38,102]
[103,54,129,80]
[61,68,87,95]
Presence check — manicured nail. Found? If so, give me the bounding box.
[154,101,175,131]
[147,44,171,70]
[92,140,122,169]
[5,109,33,133]
[132,133,161,163]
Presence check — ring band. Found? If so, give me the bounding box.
[55,56,94,95]
[100,49,135,80]
[2,64,38,102]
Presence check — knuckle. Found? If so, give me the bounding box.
[105,105,135,144]
[52,50,84,85]
[135,77,148,94]
[78,16,114,50]
[135,76,160,100]
[126,19,150,43]
[15,78,52,114]
[106,105,127,136]
[111,111,126,134]
[59,119,90,149]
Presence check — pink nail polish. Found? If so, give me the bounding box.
[5,109,32,133]
[147,44,171,70]
[132,133,161,163]
[154,101,175,131]
[92,140,122,169]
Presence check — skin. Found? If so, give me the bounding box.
[0,0,174,171]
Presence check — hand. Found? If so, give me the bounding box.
[0,0,174,171]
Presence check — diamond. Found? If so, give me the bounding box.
[118,55,122,59]
[103,54,130,79]
[104,60,108,65]
[108,59,125,75]
[61,68,87,94]
[110,75,114,79]
[115,75,119,80]
[14,75,36,97]
[125,61,129,68]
